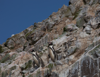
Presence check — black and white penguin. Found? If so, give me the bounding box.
[31,49,45,68]
[48,42,56,62]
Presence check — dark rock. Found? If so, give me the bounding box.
[0,53,10,63]
[90,16,100,29]
[57,53,63,60]
[19,36,26,46]
[69,0,79,5]
[70,62,79,77]
[10,66,16,71]
[63,58,69,64]
[34,22,43,28]
[83,0,91,4]
[99,58,100,69]
[5,38,15,49]
[45,21,55,31]
[95,48,100,57]
[68,46,77,56]
[99,0,100,3]
[76,16,86,28]
[80,56,99,77]
[83,0,98,6]
[55,60,63,65]
[1,70,8,77]
[0,45,3,53]
[21,60,32,70]
[89,44,100,58]
[90,0,98,5]
[26,30,45,45]
[51,72,59,77]
[16,47,23,52]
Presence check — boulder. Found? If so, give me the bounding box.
[0,45,3,53]
[5,38,15,49]
[61,7,72,18]
[67,46,77,56]
[16,47,23,52]
[26,30,45,45]
[70,62,79,77]
[68,5,76,14]
[76,16,86,28]
[90,16,100,29]
[0,53,10,63]
[84,25,91,34]
[63,24,78,32]
[80,56,99,77]
[79,32,89,38]
[95,48,100,57]
[69,0,79,5]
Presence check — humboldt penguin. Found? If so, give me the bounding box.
[31,49,45,68]
[48,42,56,62]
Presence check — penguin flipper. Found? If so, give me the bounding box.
[33,61,35,68]
[40,59,45,67]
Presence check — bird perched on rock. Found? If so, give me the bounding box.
[31,49,45,68]
[47,42,57,62]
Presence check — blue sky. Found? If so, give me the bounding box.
[0,0,69,44]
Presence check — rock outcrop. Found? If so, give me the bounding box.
[1,0,100,77]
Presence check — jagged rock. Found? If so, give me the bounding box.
[80,56,99,77]
[2,47,10,53]
[84,25,91,34]
[63,24,74,32]
[90,16,100,29]
[34,22,43,28]
[70,62,79,77]
[93,36,100,43]
[1,70,8,77]
[19,36,26,46]
[57,53,63,60]
[5,38,15,49]
[76,16,86,28]
[89,44,100,58]
[0,53,10,63]
[63,58,69,64]
[0,45,3,53]
[95,48,100,57]
[26,30,45,45]
[45,21,55,31]
[51,72,59,77]
[55,60,63,65]
[69,0,79,5]
[23,25,34,35]
[68,46,77,56]
[90,0,98,5]
[59,68,70,77]
[61,7,72,18]
[21,60,32,71]
[79,32,89,38]
[83,0,91,4]
[68,5,76,14]
[83,0,98,5]
[79,5,89,16]
[16,47,23,52]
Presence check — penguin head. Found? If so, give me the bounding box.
[31,49,36,55]
[48,42,54,49]
[48,42,53,46]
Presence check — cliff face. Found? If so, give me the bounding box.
[1,0,100,77]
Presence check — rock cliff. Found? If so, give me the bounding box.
[1,0,100,77]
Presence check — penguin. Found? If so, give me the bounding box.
[47,42,56,62]
[31,49,45,68]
